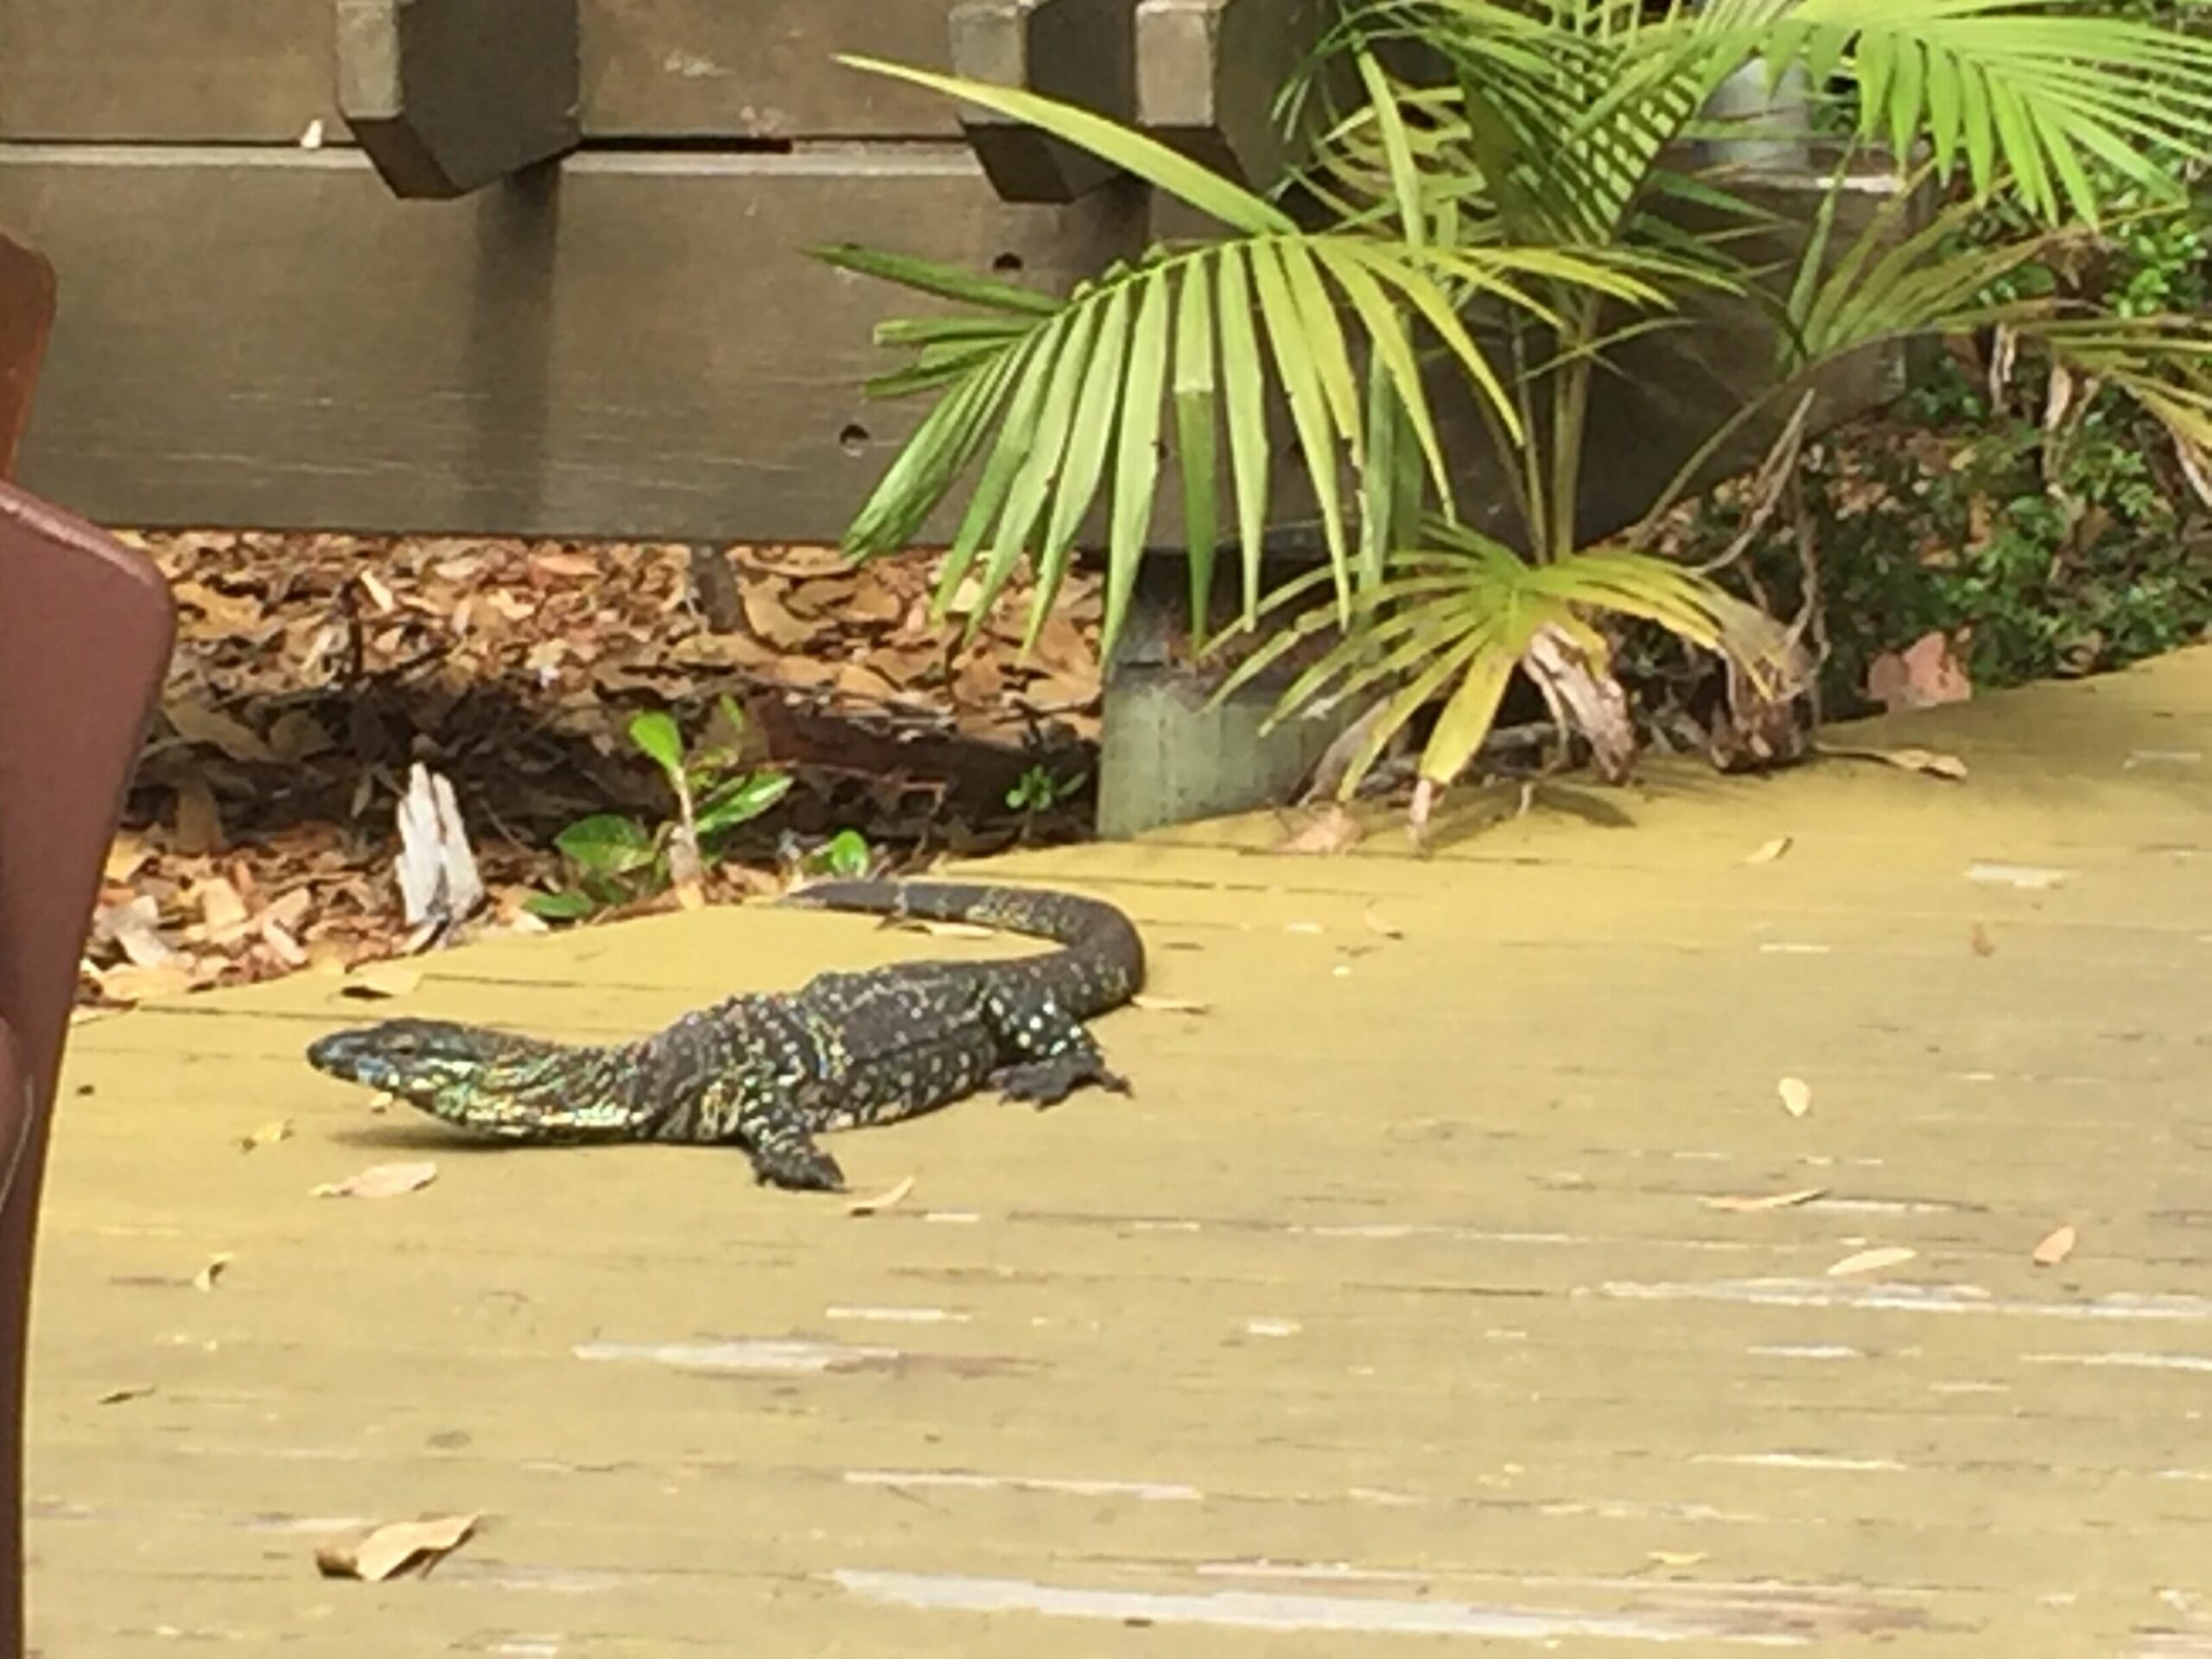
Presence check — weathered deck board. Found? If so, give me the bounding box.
[26,645,2212,1655]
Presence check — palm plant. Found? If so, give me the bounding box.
[820,0,2212,812]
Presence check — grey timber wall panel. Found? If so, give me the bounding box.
[0,0,962,141]
[0,148,1145,538]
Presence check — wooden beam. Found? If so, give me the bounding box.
[336,0,581,198]
[0,226,54,480]
[0,146,1144,539]
[0,0,972,143]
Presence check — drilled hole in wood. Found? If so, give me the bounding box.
[992,251,1025,274]
[840,423,870,455]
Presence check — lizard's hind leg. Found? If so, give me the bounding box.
[980,985,1129,1107]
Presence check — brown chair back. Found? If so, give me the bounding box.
[0,230,55,482]
[0,483,175,1657]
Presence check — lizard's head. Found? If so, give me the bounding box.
[307,1019,564,1128]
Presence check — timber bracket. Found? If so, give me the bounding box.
[336,0,581,200]
[950,0,1332,202]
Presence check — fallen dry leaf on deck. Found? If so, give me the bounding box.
[1821,743,1968,780]
[2032,1224,2077,1267]
[1361,904,1403,939]
[1872,747,1967,780]
[1131,994,1211,1014]
[846,1176,915,1216]
[1280,804,1363,855]
[99,895,184,969]
[95,963,200,1005]
[1826,1246,1916,1278]
[315,1512,480,1581]
[192,1254,232,1292]
[193,875,250,937]
[1744,836,1793,866]
[342,963,423,1000]
[238,1119,294,1153]
[1777,1077,1813,1118]
[1967,861,2067,891]
[96,1383,156,1406]
[313,1162,438,1200]
[1702,1186,1827,1214]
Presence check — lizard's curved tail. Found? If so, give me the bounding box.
[779,879,1144,1015]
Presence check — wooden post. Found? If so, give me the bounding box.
[336,0,580,199]
[1095,553,1350,839]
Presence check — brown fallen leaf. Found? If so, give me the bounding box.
[193,1254,232,1293]
[1131,994,1211,1014]
[267,708,333,763]
[192,875,251,939]
[315,1512,480,1582]
[1280,803,1363,855]
[1702,1186,1827,1214]
[342,963,423,1000]
[1744,836,1793,866]
[1969,923,1996,957]
[313,1162,438,1200]
[238,1119,294,1153]
[531,550,600,579]
[103,834,153,884]
[741,584,819,651]
[1777,1077,1813,1118]
[356,569,399,613]
[846,1175,916,1216]
[2032,1224,2076,1267]
[164,695,278,764]
[1826,1245,1916,1278]
[96,1383,156,1406]
[1360,904,1403,939]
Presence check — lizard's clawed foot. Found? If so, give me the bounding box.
[749,1138,847,1192]
[991,1053,1130,1109]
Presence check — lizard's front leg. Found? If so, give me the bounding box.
[696,1079,846,1192]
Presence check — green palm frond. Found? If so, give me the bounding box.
[1217,520,1778,797]
[821,58,1675,662]
[1721,0,2212,222]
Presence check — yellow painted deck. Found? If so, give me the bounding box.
[27,648,2212,1656]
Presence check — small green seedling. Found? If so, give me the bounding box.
[1007,764,1086,816]
[529,696,792,920]
[801,827,876,880]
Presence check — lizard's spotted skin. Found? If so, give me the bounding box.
[304,880,1143,1192]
